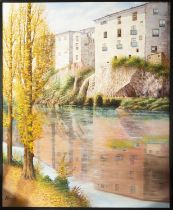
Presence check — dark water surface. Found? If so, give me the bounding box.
[10,106,169,202]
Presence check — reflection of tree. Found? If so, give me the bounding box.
[50,106,56,168]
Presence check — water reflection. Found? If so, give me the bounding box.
[10,106,170,202]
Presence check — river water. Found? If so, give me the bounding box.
[4,106,170,207]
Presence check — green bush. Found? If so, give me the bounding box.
[110,98,122,107]
[76,94,85,105]
[94,94,103,106]
[112,56,127,69]
[103,97,111,106]
[60,76,75,94]
[111,56,168,77]
[120,97,169,111]
[54,176,69,192]
[76,67,94,78]
[69,186,90,207]
[84,97,93,106]
[42,175,53,183]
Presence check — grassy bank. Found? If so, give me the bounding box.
[111,56,169,77]
[3,155,89,207]
[119,97,169,111]
[82,95,169,112]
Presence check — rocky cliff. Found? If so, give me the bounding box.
[86,66,169,98]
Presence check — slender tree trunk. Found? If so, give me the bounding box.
[22,3,35,179]
[7,15,13,164]
[7,103,12,164]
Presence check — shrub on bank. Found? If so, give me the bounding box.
[120,97,169,111]
[84,97,93,106]
[111,56,168,77]
[94,94,103,106]
[54,176,69,192]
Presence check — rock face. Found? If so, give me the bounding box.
[86,66,169,98]
[116,69,169,97]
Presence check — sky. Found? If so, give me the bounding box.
[3,2,145,34]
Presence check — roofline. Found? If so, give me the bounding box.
[55,27,95,36]
[94,2,149,22]
[55,30,78,36]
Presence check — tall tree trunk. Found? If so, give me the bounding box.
[7,14,13,164]
[22,146,35,179]
[22,3,35,179]
[7,103,12,164]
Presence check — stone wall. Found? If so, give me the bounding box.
[87,66,169,98]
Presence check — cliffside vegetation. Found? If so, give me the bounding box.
[39,67,94,105]
[111,56,169,77]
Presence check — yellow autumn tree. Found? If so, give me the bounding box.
[3,5,18,164]
[12,3,55,179]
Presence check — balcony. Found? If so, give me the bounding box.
[116,44,123,49]
[130,30,137,35]
[131,42,138,47]
[102,47,108,51]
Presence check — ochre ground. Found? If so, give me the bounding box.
[3,164,82,207]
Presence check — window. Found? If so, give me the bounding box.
[151,46,157,53]
[152,29,159,37]
[116,40,122,49]
[129,55,131,58]
[101,184,104,188]
[117,29,121,37]
[101,20,107,25]
[153,8,159,15]
[115,184,119,191]
[139,35,142,40]
[130,185,136,193]
[129,171,135,178]
[76,55,78,60]
[114,56,117,59]
[130,25,137,35]
[159,19,166,27]
[104,31,107,38]
[132,12,137,21]
[102,43,108,51]
[136,48,139,52]
[117,16,121,24]
[76,43,79,50]
[115,154,123,160]
[131,38,137,47]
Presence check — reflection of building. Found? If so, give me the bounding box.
[146,143,169,157]
[33,107,169,202]
[93,143,169,201]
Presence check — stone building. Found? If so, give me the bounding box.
[94,2,169,69]
[92,2,170,97]
[55,28,95,70]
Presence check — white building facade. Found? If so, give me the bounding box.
[94,2,170,74]
[55,28,95,70]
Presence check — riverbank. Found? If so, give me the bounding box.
[3,142,169,208]
[38,96,169,112]
[3,163,89,207]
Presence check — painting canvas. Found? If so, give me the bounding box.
[2,1,170,208]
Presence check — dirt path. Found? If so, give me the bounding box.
[3,164,72,207]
